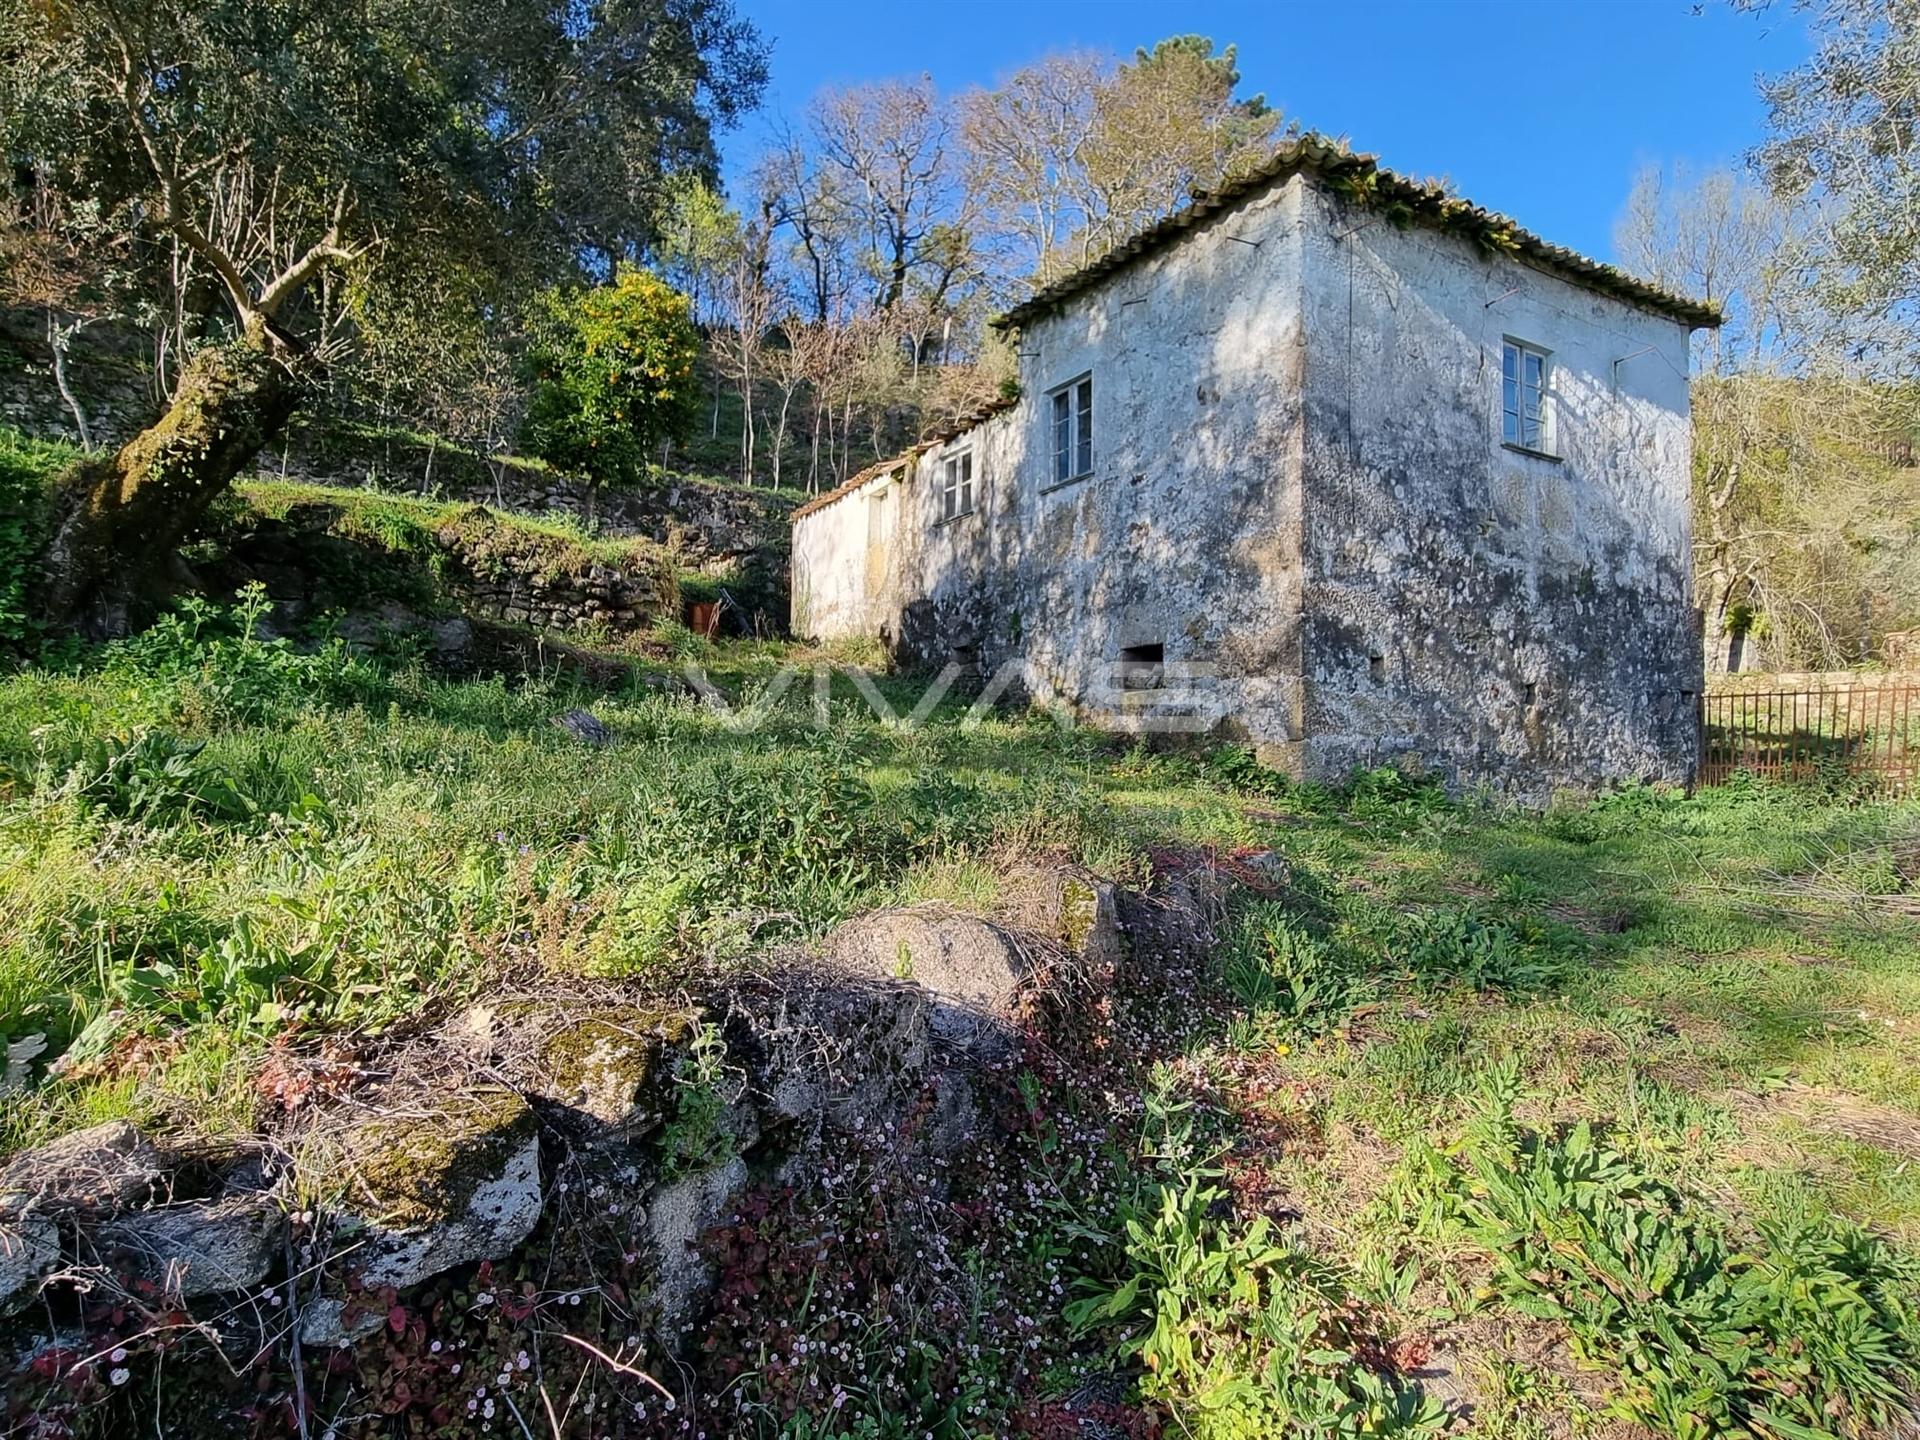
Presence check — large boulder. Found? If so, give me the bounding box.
[300,1087,542,1346]
[0,1121,164,1223]
[97,1195,282,1301]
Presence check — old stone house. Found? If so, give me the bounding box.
[791,137,1720,795]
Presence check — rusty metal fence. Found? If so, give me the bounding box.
[1699,684,1919,795]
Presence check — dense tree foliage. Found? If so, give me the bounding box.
[0,0,763,622]
[521,267,702,524]
[1747,0,1920,372]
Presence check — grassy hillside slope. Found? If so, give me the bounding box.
[1,588,1917,1433]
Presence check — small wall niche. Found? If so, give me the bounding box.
[1369,654,1386,682]
[1117,642,1165,691]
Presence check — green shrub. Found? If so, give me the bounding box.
[0,427,73,643]
[1067,1171,1445,1438]
[1345,766,1450,826]
[658,1022,734,1179]
[55,729,256,826]
[1221,900,1374,1037]
[521,265,701,517]
[1391,906,1574,993]
[107,913,335,1031]
[102,583,396,722]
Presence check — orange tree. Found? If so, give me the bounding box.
[521,267,702,525]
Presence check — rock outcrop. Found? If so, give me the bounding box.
[97,1196,281,1301]
[825,908,1036,1057]
[0,1121,164,1220]
[299,1086,543,1345]
[0,1218,59,1316]
[0,860,1243,1384]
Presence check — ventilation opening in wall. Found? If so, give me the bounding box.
[1117,642,1165,691]
[1522,682,1538,706]
[1369,654,1386,681]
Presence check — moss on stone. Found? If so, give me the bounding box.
[351,1087,534,1231]
[533,1007,697,1137]
[1058,877,1098,954]
[214,478,680,624]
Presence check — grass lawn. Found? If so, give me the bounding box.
[1123,771,1920,1438]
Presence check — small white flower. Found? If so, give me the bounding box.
[109,1368,130,1386]
[109,1347,128,1363]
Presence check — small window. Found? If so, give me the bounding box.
[1050,375,1094,484]
[1501,339,1551,451]
[939,449,974,521]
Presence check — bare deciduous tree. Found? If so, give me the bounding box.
[717,226,778,485]
[1617,160,1920,670]
[810,77,961,313]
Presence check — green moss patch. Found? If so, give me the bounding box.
[348,1087,535,1231]
[197,479,679,622]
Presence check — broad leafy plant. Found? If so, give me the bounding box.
[1067,1172,1445,1439]
[1427,1063,1920,1439]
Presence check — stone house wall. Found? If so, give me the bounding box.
[793,166,1706,798]
[1292,178,1701,788]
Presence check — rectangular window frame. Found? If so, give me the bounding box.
[1500,338,1555,457]
[938,447,975,523]
[1047,373,1095,488]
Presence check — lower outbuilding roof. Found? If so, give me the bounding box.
[790,395,1017,522]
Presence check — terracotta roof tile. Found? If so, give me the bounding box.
[789,396,1018,521]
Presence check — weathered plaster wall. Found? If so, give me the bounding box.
[792,463,908,641]
[1293,178,1700,793]
[791,170,1703,795]
[982,178,1306,737]
[799,179,1312,740]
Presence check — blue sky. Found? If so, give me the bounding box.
[722,0,1811,265]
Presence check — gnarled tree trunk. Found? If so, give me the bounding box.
[35,320,307,631]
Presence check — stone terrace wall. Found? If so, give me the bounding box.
[0,310,792,614]
[212,500,678,639]
[262,426,789,573]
